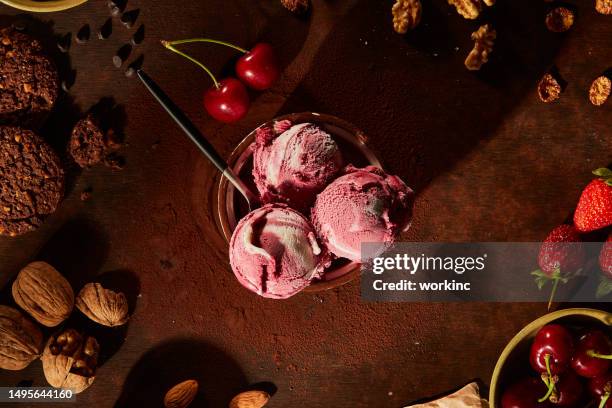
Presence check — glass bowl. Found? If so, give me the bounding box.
[0,0,87,12]
[216,112,382,292]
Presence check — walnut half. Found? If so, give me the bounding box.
[392,0,422,34]
[465,24,496,71]
[448,0,482,19]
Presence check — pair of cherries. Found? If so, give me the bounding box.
[162,38,280,123]
[502,324,612,408]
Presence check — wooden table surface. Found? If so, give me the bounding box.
[0,0,610,407]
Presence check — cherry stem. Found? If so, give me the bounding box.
[164,38,248,54]
[161,40,219,89]
[587,350,612,360]
[547,275,560,311]
[538,354,555,403]
[600,393,610,408]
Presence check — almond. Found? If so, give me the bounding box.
[164,379,199,408]
[229,390,270,408]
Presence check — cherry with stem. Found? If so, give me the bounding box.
[161,40,250,123]
[163,38,280,90]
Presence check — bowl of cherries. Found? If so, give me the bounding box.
[490,308,612,408]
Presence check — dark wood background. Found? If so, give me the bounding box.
[0,0,610,406]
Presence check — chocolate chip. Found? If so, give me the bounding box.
[57,33,71,53]
[76,24,90,44]
[113,44,132,68]
[124,66,135,78]
[130,24,145,45]
[98,18,112,39]
[120,9,139,28]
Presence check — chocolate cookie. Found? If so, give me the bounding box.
[0,127,65,236]
[0,27,59,125]
[69,115,120,168]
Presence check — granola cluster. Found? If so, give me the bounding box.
[464,24,496,71]
[589,76,611,106]
[392,0,422,34]
[545,7,575,32]
[538,73,563,103]
[596,0,611,14]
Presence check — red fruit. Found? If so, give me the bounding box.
[574,178,612,233]
[590,373,612,408]
[589,372,612,398]
[537,225,585,276]
[530,324,574,375]
[571,330,611,378]
[601,233,612,278]
[551,371,583,406]
[203,78,250,123]
[501,377,550,408]
[236,43,280,91]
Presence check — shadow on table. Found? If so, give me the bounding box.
[114,338,249,408]
[274,0,565,194]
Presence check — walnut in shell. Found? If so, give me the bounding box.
[596,0,611,14]
[230,390,270,408]
[41,329,98,394]
[164,379,199,408]
[465,24,496,71]
[448,0,482,19]
[392,0,422,34]
[0,305,43,370]
[76,283,129,327]
[12,261,74,327]
[589,76,611,106]
[538,73,562,103]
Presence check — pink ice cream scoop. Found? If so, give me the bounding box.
[311,165,414,262]
[229,203,326,299]
[253,121,343,212]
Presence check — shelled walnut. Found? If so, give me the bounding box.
[0,305,43,370]
[392,0,422,34]
[41,329,99,394]
[448,0,482,19]
[465,24,496,71]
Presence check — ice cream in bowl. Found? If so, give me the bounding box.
[216,112,415,298]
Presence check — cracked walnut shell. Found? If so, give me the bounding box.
[596,0,611,14]
[465,24,496,71]
[41,329,99,394]
[538,73,562,103]
[76,283,129,327]
[0,305,43,370]
[164,379,199,408]
[546,7,575,32]
[448,0,482,19]
[392,0,422,34]
[12,261,74,327]
[589,76,611,106]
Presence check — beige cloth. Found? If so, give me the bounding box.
[405,382,489,408]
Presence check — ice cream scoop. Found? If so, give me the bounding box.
[311,165,414,262]
[229,203,326,298]
[253,121,343,212]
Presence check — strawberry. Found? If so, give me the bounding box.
[596,233,612,298]
[532,224,586,309]
[574,168,612,233]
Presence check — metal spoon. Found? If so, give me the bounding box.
[137,69,259,211]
